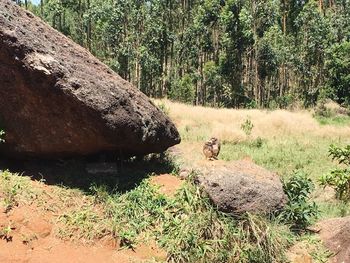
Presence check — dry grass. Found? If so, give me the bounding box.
[159,99,350,142]
[156,99,350,218]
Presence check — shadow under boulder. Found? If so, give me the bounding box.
[0,154,176,193]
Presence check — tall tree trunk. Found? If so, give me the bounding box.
[40,0,43,17]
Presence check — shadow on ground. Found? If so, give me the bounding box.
[0,153,176,193]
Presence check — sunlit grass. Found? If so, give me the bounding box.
[2,100,347,262]
[155,99,350,220]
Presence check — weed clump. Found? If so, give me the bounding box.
[320,144,350,201]
[86,177,291,263]
[241,117,254,137]
[0,170,33,213]
[162,183,290,263]
[279,171,319,231]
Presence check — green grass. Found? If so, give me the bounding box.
[0,170,36,212]
[2,102,348,262]
[92,178,292,263]
[317,201,350,219]
[298,234,333,263]
[219,135,340,180]
[315,115,350,126]
[0,157,331,262]
[194,135,350,222]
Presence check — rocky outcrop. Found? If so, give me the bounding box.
[0,1,180,158]
[195,160,287,214]
[317,216,350,263]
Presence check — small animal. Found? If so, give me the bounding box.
[203,137,221,160]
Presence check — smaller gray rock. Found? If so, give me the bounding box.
[195,160,287,214]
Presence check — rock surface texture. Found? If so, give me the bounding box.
[196,160,287,214]
[0,0,180,158]
[317,216,350,263]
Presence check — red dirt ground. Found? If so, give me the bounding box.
[0,202,166,263]
[150,174,184,197]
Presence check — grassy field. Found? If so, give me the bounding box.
[158,100,350,218]
[1,100,350,262]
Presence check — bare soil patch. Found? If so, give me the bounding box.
[0,207,166,263]
[0,182,166,263]
[150,174,183,197]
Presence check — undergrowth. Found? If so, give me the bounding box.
[0,170,34,212]
[84,178,291,263]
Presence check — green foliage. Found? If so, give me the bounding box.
[320,145,350,201]
[250,137,265,148]
[0,129,4,143]
[169,74,196,104]
[87,178,290,262]
[0,223,14,242]
[325,41,350,105]
[0,170,33,213]
[25,0,350,108]
[315,115,350,126]
[313,100,350,125]
[203,61,222,106]
[241,117,254,136]
[279,171,318,231]
[106,180,168,248]
[57,205,106,240]
[328,144,350,165]
[1,171,20,212]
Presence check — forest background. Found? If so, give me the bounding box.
[15,0,350,109]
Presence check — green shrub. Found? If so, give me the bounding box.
[320,144,350,201]
[250,136,265,148]
[241,117,254,136]
[168,74,196,104]
[0,129,4,143]
[279,171,318,231]
[325,41,350,105]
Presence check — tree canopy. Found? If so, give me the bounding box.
[21,0,350,108]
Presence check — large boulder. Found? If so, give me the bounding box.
[195,160,287,214]
[0,1,180,158]
[317,216,350,263]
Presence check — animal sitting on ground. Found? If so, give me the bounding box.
[203,137,221,160]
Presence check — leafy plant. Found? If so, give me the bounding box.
[241,117,254,136]
[119,230,137,249]
[250,136,265,148]
[156,102,170,116]
[0,129,4,143]
[320,144,350,201]
[279,171,318,231]
[1,170,21,212]
[0,223,14,242]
